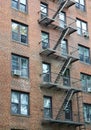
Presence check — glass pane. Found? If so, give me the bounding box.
[12,55,20,70]
[61,40,67,54]
[84,48,89,56]
[20,0,26,4]
[76,20,81,28]
[21,104,28,115]
[11,92,19,103]
[44,98,51,108]
[20,4,26,12]
[11,103,18,114]
[41,4,47,14]
[44,108,51,118]
[82,22,86,30]
[43,63,50,73]
[21,94,28,105]
[20,26,27,35]
[12,0,18,9]
[21,58,28,77]
[42,32,49,49]
[59,12,65,21]
[12,22,18,33]
[80,0,84,5]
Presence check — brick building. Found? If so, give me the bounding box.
[0,0,91,130]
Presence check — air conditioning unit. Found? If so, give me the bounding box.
[13,70,21,76]
[87,87,91,92]
[83,31,89,38]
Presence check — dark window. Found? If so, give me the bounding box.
[41,32,49,49]
[76,19,88,36]
[59,12,66,28]
[61,39,68,55]
[12,0,27,12]
[81,73,91,92]
[12,21,28,44]
[63,69,70,86]
[42,63,51,82]
[75,0,85,11]
[43,96,52,118]
[40,3,48,19]
[65,101,72,120]
[78,45,90,64]
[83,104,91,123]
[11,91,29,116]
[12,54,29,78]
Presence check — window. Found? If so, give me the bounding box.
[12,0,27,12]
[76,19,88,35]
[12,21,28,44]
[61,40,68,55]
[42,63,51,82]
[65,101,72,120]
[41,32,49,49]
[81,73,91,92]
[12,54,29,78]
[83,104,91,122]
[40,3,48,19]
[78,45,90,64]
[63,69,70,86]
[59,12,66,28]
[43,96,52,118]
[11,91,29,115]
[75,0,85,11]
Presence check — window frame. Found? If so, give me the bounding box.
[78,45,90,64]
[40,2,48,19]
[63,69,70,86]
[81,73,91,92]
[59,11,66,28]
[43,96,52,118]
[41,31,49,49]
[61,39,68,55]
[11,90,30,116]
[12,54,29,78]
[42,62,51,82]
[12,0,27,13]
[12,21,28,45]
[76,19,88,36]
[75,0,85,11]
[83,104,91,123]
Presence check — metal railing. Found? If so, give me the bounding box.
[40,72,81,90]
[38,8,76,29]
[42,109,84,124]
[39,39,79,59]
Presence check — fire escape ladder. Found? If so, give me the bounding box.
[46,0,69,26]
[56,89,75,120]
[55,57,72,83]
[53,27,70,50]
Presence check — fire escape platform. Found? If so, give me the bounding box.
[61,0,75,8]
[67,26,77,35]
[40,82,59,89]
[38,17,55,25]
[40,48,68,61]
[41,118,84,126]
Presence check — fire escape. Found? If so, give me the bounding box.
[38,0,86,130]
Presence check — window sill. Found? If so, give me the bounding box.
[79,61,90,65]
[12,74,29,81]
[77,34,89,39]
[12,7,28,15]
[11,113,30,118]
[12,40,29,47]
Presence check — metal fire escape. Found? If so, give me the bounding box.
[39,0,86,129]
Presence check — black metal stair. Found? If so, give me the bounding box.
[56,89,75,120]
[55,57,72,83]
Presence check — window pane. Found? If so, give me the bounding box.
[21,104,28,115]
[42,63,50,82]
[12,22,19,41]
[11,92,19,103]
[42,32,49,49]
[11,104,19,114]
[82,22,86,31]
[21,58,28,77]
[12,0,18,9]
[20,25,27,43]
[76,20,81,28]
[12,55,20,70]
[40,3,48,18]
[21,94,28,105]
[61,40,67,55]
[80,0,84,5]
[44,98,51,108]
[20,0,26,4]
